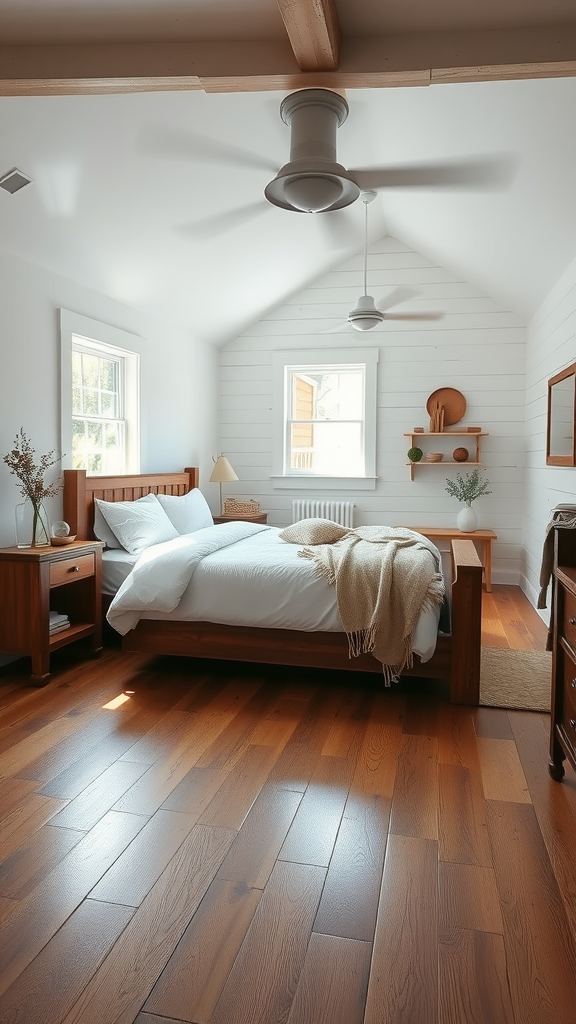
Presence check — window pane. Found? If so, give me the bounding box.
[82,354,99,388]
[87,421,103,446]
[100,390,116,417]
[290,422,362,475]
[72,386,82,414]
[290,369,363,421]
[292,374,316,420]
[99,358,117,393]
[82,388,98,415]
[105,422,120,448]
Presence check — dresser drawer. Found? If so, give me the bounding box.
[564,653,576,704]
[561,588,576,651]
[49,553,95,588]
[560,700,576,745]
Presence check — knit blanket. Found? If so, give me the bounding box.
[295,524,444,683]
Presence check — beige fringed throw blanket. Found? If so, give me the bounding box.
[281,521,444,683]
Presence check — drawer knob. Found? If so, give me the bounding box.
[571,719,576,730]
[570,618,576,626]
[68,565,80,573]
[572,679,576,689]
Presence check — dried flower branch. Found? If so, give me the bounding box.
[3,428,64,504]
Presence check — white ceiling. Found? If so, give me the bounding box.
[0,0,575,345]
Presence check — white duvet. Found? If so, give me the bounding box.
[106,522,441,662]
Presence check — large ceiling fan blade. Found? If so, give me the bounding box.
[350,155,517,192]
[321,321,354,334]
[178,201,269,241]
[138,122,278,174]
[377,287,418,312]
[383,311,445,321]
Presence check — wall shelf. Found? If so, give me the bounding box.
[404,431,488,480]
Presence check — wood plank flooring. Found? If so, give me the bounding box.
[0,586,575,1024]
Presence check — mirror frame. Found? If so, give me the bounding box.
[546,361,576,466]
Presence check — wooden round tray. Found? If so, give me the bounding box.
[426,387,466,426]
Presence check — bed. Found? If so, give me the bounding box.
[63,466,484,705]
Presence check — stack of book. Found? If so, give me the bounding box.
[49,611,70,636]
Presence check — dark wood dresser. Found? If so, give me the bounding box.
[549,527,576,780]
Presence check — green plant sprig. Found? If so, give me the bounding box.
[445,467,492,504]
[3,428,63,505]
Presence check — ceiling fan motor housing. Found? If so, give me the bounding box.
[348,294,386,332]
[265,89,360,213]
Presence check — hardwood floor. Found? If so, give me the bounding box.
[0,586,574,1024]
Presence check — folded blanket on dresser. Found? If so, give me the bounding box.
[285,523,444,683]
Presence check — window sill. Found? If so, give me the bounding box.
[270,476,378,491]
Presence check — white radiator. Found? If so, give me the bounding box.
[292,499,355,528]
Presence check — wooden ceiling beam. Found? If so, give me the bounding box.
[276,0,341,71]
[0,26,575,96]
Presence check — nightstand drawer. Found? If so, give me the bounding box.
[49,553,95,588]
[562,588,576,651]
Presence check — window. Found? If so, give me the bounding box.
[60,310,142,475]
[272,348,378,490]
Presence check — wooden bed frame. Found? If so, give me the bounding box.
[63,467,484,705]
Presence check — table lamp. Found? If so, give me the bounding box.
[209,454,238,514]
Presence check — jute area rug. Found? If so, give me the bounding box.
[479,647,552,712]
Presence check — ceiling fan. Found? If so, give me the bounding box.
[141,88,514,239]
[330,190,444,332]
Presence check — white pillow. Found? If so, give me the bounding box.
[156,488,214,534]
[95,493,179,554]
[93,502,124,549]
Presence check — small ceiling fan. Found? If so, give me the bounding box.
[330,191,444,332]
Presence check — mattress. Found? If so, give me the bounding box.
[105,524,443,663]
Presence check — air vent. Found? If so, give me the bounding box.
[0,168,33,195]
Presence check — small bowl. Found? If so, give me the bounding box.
[425,452,444,462]
[50,535,77,546]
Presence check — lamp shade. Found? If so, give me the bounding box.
[209,455,238,484]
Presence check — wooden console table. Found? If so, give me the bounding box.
[411,527,497,592]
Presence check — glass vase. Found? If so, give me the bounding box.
[15,500,51,548]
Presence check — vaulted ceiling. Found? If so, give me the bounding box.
[1,0,575,344]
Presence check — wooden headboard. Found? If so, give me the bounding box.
[63,467,200,540]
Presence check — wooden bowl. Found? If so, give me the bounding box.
[50,535,77,546]
[425,452,444,462]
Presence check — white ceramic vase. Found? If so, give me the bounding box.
[457,503,478,533]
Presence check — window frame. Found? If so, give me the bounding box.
[60,309,142,475]
[271,348,378,491]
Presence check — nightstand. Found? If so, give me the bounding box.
[0,540,104,685]
[213,513,268,525]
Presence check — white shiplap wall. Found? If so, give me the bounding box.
[524,254,576,618]
[220,236,527,585]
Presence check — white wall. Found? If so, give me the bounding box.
[220,236,527,585]
[0,249,219,549]
[524,254,576,617]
